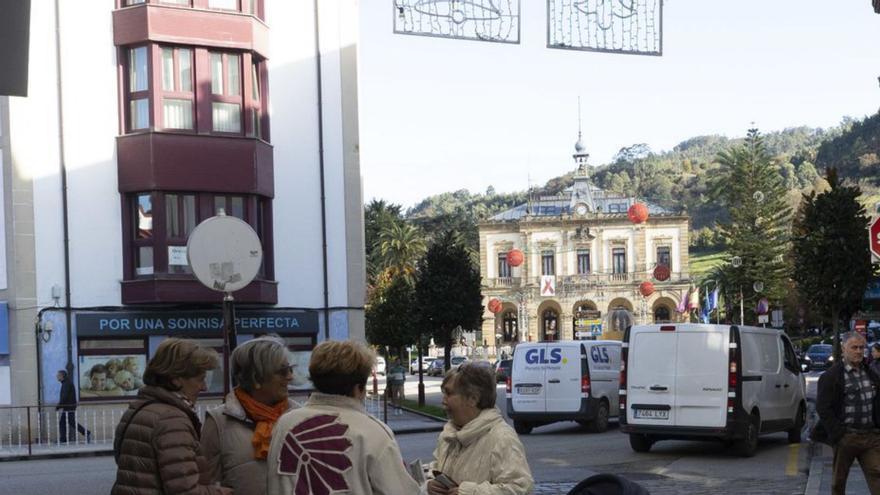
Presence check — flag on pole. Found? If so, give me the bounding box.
[676,289,688,313]
[701,287,711,323]
[688,286,700,312]
[709,286,719,312]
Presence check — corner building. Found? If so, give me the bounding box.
[0,0,364,411]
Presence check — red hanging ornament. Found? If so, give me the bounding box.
[507,249,524,267]
[627,203,649,224]
[639,281,655,297]
[653,264,670,282]
[488,298,503,314]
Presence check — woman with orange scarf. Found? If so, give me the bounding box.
[202,336,297,495]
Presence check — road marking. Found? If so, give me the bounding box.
[786,443,800,476]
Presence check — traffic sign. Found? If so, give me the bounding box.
[871,217,880,261]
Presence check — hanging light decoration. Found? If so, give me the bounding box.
[627,202,649,224]
[639,281,655,297]
[507,248,524,267]
[653,264,670,282]
[488,298,503,314]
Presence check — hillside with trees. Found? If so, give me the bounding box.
[400,114,879,254]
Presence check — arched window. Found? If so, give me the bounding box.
[502,311,518,342]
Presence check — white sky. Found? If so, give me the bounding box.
[358,0,880,208]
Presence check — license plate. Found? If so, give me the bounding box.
[634,408,669,420]
[517,386,541,395]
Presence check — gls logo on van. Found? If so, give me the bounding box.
[525,348,563,364]
[590,346,610,363]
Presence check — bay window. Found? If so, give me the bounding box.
[127,46,150,131]
[211,52,242,133]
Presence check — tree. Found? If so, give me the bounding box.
[710,129,792,323]
[364,200,403,286]
[365,276,419,359]
[792,168,877,357]
[415,230,483,372]
[377,222,426,285]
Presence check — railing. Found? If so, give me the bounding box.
[484,277,521,288]
[0,393,382,459]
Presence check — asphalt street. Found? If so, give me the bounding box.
[0,371,822,495]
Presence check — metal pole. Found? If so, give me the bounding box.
[222,293,237,395]
[417,334,425,407]
[740,287,744,326]
[27,406,32,457]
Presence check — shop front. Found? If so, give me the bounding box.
[39,308,319,405]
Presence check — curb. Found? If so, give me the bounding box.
[803,441,825,495]
[0,448,114,462]
[398,404,446,422]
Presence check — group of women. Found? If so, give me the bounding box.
[110,337,533,495]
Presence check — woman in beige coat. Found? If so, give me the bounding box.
[201,336,298,495]
[428,362,534,495]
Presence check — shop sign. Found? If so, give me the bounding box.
[76,310,319,337]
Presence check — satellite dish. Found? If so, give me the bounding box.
[187,215,263,293]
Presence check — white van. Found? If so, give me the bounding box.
[506,340,621,434]
[620,324,806,457]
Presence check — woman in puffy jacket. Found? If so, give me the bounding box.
[428,362,534,495]
[111,338,230,495]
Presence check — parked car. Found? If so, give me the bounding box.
[621,323,806,457]
[803,344,834,371]
[427,358,445,377]
[375,356,386,376]
[494,359,512,383]
[410,357,436,374]
[450,356,468,370]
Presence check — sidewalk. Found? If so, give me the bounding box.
[0,406,444,462]
[805,441,870,495]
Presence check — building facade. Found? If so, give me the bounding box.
[480,138,691,351]
[0,0,364,409]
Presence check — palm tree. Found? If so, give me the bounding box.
[378,222,426,284]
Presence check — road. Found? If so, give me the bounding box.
[0,371,823,495]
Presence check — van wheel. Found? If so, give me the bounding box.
[735,414,760,457]
[629,434,653,453]
[787,403,805,444]
[514,421,533,435]
[588,400,610,433]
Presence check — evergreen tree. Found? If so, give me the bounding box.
[365,276,420,359]
[792,168,877,357]
[415,230,483,372]
[710,129,792,323]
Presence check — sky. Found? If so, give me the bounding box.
[358,0,880,208]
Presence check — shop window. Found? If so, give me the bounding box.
[78,338,147,400]
[283,335,316,391]
[126,46,150,131]
[188,338,225,395]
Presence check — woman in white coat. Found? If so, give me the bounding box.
[428,362,534,495]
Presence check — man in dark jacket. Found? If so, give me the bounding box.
[56,370,90,443]
[814,332,880,494]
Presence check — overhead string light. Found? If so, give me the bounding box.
[394,0,521,44]
[548,0,662,55]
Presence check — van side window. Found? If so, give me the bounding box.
[781,337,800,374]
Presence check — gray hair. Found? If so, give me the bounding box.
[842,331,866,345]
[442,362,496,410]
[232,335,289,393]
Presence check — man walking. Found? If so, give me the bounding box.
[56,370,91,444]
[814,332,880,494]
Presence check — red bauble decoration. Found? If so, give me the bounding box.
[488,298,503,314]
[653,264,670,282]
[627,203,649,224]
[507,249,524,267]
[639,281,655,297]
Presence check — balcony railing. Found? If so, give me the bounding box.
[484,277,521,288]
[484,272,690,291]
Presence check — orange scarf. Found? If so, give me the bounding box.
[234,387,288,460]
